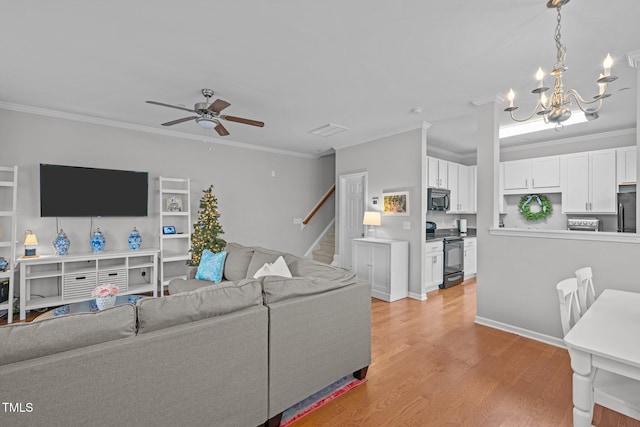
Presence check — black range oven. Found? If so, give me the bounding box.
[440,237,464,289]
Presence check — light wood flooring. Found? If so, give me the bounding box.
[296,279,640,427]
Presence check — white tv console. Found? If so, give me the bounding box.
[17,249,158,321]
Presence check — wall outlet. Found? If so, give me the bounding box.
[403,221,411,230]
[293,218,302,225]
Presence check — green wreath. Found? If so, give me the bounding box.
[518,194,553,221]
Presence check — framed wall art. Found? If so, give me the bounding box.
[382,191,409,216]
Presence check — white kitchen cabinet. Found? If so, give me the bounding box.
[502,156,561,194]
[424,240,443,292]
[448,163,473,213]
[352,238,408,302]
[463,238,477,279]
[617,146,637,186]
[427,157,448,189]
[502,159,530,192]
[562,149,616,214]
[470,165,477,214]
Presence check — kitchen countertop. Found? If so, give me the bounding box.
[426,228,476,241]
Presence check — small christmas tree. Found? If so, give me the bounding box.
[188,185,226,266]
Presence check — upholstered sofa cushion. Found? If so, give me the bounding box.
[223,243,255,281]
[287,257,355,281]
[137,279,263,334]
[246,246,285,278]
[261,276,357,304]
[168,278,212,294]
[0,304,136,366]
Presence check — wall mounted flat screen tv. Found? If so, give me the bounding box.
[40,164,148,217]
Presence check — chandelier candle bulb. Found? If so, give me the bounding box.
[603,54,613,77]
[536,67,544,87]
[508,89,515,108]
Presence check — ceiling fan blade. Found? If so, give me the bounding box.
[221,115,265,127]
[146,101,196,113]
[215,123,230,136]
[161,116,198,126]
[208,99,231,113]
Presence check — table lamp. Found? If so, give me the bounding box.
[23,229,39,258]
[363,211,381,238]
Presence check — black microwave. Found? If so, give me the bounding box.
[427,188,450,211]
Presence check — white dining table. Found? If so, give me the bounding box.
[563,289,640,427]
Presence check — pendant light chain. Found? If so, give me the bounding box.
[555,6,566,68]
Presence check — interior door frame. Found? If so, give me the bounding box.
[337,171,368,269]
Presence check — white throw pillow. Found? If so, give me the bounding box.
[253,256,293,279]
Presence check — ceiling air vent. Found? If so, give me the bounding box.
[309,123,349,137]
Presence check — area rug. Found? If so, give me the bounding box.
[281,375,367,426]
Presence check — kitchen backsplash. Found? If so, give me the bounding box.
[501,193,617,231]
[425,194,616,232]
[425,211,477,230]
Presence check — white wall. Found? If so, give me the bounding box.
[0,109,335,257]
[335,128,424,297]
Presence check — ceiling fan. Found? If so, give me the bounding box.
[146,88,264,136]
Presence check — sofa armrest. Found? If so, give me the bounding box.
[265,279,371,417]
[187,266,197,280]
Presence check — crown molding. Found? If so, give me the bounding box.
[500,127,636,154]
[470,93,505,107]
[627,49,640,68]
[426,144,464,162]
[0,102,318,159]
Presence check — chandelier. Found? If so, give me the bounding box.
[504,0,617,130]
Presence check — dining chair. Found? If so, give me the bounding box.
[556,277,581,336]
[575,267,597,311]
[557,278,640,422]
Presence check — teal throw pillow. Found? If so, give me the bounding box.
[195,250,227,283]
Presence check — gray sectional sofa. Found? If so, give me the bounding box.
[170,243,372,427]
[0,243,371,427]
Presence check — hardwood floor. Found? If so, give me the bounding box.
[296,279,640,427]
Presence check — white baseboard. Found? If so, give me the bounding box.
[408,292,427,301]
[474,316,566,349]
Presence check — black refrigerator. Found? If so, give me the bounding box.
[617,192,636,233]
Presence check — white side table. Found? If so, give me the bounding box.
[352,238,408,302]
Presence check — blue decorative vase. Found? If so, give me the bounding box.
[0,257,8,272]
[128,227,142,251]
[52,229,70,256]
[91,228,106,253]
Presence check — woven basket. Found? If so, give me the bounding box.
[95,295,116,310]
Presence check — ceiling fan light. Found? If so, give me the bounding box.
[196,117,217,129]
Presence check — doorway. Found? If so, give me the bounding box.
[338,172,367,269]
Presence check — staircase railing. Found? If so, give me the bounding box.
[302,184,335,227]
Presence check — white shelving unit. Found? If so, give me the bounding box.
[159,177,191,296]
[17,249,158,321]
[0,166,18,323]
